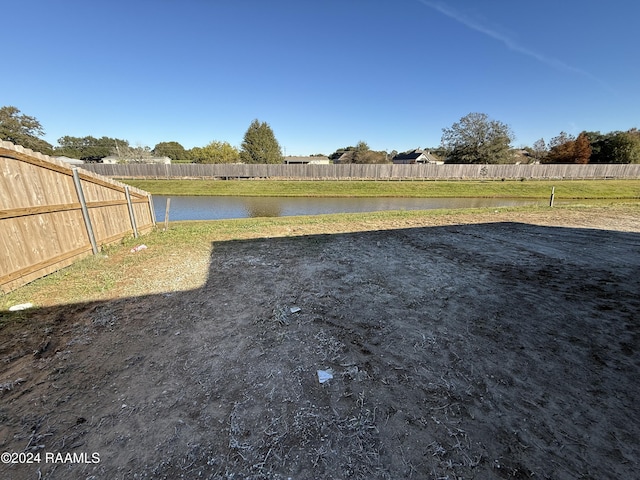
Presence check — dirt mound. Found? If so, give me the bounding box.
[1,221,639,479]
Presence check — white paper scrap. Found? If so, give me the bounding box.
[9,303,34,311]
[317,369,333,384]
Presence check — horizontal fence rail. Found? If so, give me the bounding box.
[82,162,640,180]
[1,142,155,293]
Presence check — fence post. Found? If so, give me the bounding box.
[72,167,99,255]
[164,198,171,231]
[549,186,555,207]
[125,186,139,238]
[147,194,157,225]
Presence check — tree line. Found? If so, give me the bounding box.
[0,108,284,164]
[1,106,638,164]
[530,130,640,164]
[439,112,640,165]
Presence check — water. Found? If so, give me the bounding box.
[151,195,550,222]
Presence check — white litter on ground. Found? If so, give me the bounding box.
[9,303,33,311]
[317,369,333,384]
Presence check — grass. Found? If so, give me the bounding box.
[121,179,640,199]
[2,202,639,310]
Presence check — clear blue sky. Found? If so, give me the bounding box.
[3,0,638,156]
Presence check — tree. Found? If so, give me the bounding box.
[584,131,605,161]
[545,132,591,164]
[0,106,53,154]
[429,146,448,160]
[191,141,240,164]
[573,132,592,164]
[153,141,188,161]
[240,119,283,164]
[544,132,574,163]
[56,135,128,161]
[112,144,153,163]
[548,131,575,149]
[329,141,388,164]
[587,130,640,164]
[350,141,377,163]
[441,112,514,164]
[531,138,547,163]
[354,149,387,164]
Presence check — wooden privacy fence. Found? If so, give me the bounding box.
[82,162,640,180]
[1,142,155,293]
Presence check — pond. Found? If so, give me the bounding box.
[151,195,553,221]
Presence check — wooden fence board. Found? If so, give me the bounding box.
[0,142,155,293]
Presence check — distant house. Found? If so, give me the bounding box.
[283,156,330,165]
[392,149,442,165]
[101,156,172,165]
[332,152,351,164]
[512,149,534,164]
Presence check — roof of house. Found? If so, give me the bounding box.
[334,152,352,164]
[284,156,330,164]
[393,150,424,161]
[392,149,439,162]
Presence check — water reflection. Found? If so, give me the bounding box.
[153,195,551,222]
[243,197,283,217]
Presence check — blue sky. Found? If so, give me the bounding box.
[3,0,638,156]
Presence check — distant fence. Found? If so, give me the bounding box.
[1,142,155,293]
[82,162,640,180]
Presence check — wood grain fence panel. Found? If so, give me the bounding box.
[1,156,51,209]
[81,179,122,203]
[360,164,375,178]
[0,210,89,285]
[1,246,94,294]
[132,201,154,232]
[423,164,440,178]
[172,164,184,178]
[89,204,134,246]
[295,165,307,178]
[407,165,420,179]
[0,217,27,280]
[376,164,391,179]
[291,165,302,178]
[305,164,319,179]
[0,156,23,208]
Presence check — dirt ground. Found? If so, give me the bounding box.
[1,211,639,479]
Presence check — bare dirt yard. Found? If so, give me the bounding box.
[1,208,639,479]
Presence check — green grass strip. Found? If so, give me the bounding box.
[123,179,640,199]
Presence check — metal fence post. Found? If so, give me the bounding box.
[72,167,99,255]
[125,186,139,238]
[147,194,157,225]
